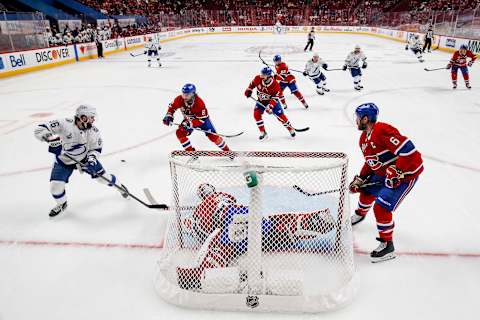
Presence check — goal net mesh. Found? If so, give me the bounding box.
[155,151,356,313]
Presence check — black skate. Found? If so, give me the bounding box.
[316,88,325,95]
[351,213,366,226]
[466,83,471,89]
[370,237,396,263]
[323,87,330,92]
[303,103,309,109]
[288,129,296,138]
[49,202,68,218]
[259,132,268,141]
[355,86,362,91]
[453,83,457,89]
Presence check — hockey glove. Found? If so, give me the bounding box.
[322,63,328,70]
[405,45,408,50]
[144,50,147,54]
[342,65,347,71]
[362,62,367,69]
[349,175,367,193]
[84,154,104,177]
[446,64,452,69]
[468,61,473,67]
[303,71,308,76]
[163,113,173,126]
[180,119,192,130]
[47,136,62,155]
[244,89,252,98]
[385,165,403,189]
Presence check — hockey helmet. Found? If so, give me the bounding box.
[75,104,97,119]
[197,183,216,200]
[273,54,282,63]
[260,66,273,77]
[355,103,379,123]
[182,83,196,94]
[460,44,468,51]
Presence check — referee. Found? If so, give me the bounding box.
[304,27,315,52]
[423,25,434,53]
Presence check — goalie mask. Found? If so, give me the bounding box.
[197,183,216,200]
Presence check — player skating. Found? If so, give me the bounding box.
[343,45,367,91]
[34,105,129,217]
[245,67,297,141]
[273,54,309,109]
[447,44,476,89]
[405,34,425,63]
[349,103,423,263]
[303,52,330,95]
[176,183,335,290]
[144,38,161,67]
[163,84,231,152]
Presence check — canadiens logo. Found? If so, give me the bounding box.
[365,155,382,170]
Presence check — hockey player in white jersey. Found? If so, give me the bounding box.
[343,45,367,91]
[144,38,161,67]
[303,52,330,95]
[405,34,424,63]
[34,104,129,217]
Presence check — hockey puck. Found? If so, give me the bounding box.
[121,159,126,162]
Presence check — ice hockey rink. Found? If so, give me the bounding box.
[1,32,479,319]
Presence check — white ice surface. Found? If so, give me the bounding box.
[1,33,479,319]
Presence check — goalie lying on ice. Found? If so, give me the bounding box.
[177,183,336,291]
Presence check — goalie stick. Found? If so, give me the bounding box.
[173,122,243,138]
[424,67,448,72]
[64,154,168,209]
[249,97,310,132]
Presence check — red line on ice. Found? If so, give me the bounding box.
[0,239,163,250]
[1,239,479,258]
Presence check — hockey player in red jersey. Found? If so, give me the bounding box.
[163,84,230,152]
[349,103,423,263]
[177,183,335,290]
[245,67,296,141]
[273,54,309,109]
[447,44,476,89]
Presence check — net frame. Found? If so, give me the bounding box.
[155,151,357,313]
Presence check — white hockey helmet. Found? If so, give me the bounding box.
[312,52,319,58]
[354,44,361,50]
[75,104,97,119]
[197,183,216,200]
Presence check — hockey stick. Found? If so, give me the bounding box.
[63,154,168,209]
[258,50,305,74]
[129,51,144,57]
[173,122,244,138]
[424,67,448,72]
[143,188,196,211]
[249,97,310,132]
[325,68,344,71]
[293,181,381,197]
[293,185,340,196]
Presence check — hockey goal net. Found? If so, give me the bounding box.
[155,151,356,313]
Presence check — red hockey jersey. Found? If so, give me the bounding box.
[245,75,282,108]
[274,62,296,84]
[450,50,477,67]
[359,122,423,180]
[167,95,208,127]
